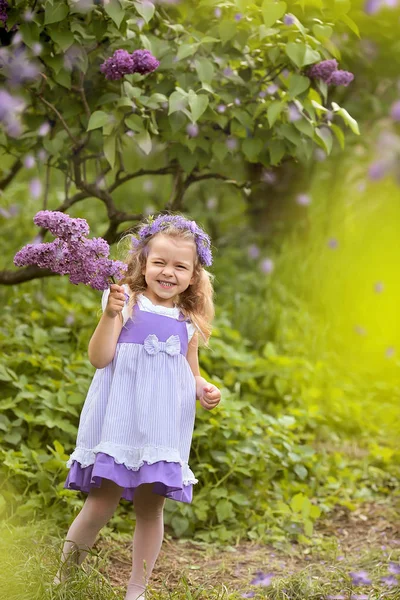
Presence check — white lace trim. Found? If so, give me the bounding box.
[137,293,181,318]
[66,443,198,486]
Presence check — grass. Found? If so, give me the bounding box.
[0,502,399,600]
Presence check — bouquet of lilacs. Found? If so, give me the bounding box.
[14,211,127,290]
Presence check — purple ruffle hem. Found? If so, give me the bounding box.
[64,452,193,503]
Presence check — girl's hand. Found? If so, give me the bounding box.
[198,383,221,411]
[105,284,126,319]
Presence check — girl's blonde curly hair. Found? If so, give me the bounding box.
[118,224,215,344]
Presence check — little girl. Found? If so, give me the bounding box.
[55,214,221,599]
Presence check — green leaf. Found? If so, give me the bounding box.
[168,91,187,115]
[315,127,333,154]
[44,1,69,24]
[176,43,199,61]
[288,74,310,98]
[304,518,314,537]
[195,58,215,84]
[330,123,345,149]
[216,499,234,523]
[19,23,40,48]
[104,133,116,168]
[49,28,74,51]
[135,130,152,155]
[269,139,285,165]
[188,91,209,122]
[125,114,145,132]
[219,20,236,45]
[87,111,110,131]
[294,464,308,480]
[285,42,320,68]
[262,0,287,27]
[267,101,284,127]
[242,138,263,162]
[171,515,189,536]
[134,0,155,23]
[331,102,360,135]
[294,118,314,138]
[290,493,304,513]
[312,24,333,39]
[104,0,125,28]
[340,14,360,37]
[212,141,229,162]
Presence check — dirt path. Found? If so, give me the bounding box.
[94,501,400,596]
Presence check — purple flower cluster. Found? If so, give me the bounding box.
[34,210,89,241]
[0,89,25,137]
[100,48,159,80]
[308,59,354,87]
[0,0,8,24]
[14,211,127,290]
[132,214,213,266]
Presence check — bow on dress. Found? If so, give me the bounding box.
[143,334,181,356]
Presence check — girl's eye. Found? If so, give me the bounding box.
[154,261,164,265]
[177,265,186,270]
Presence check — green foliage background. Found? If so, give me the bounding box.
[0,0,399,550]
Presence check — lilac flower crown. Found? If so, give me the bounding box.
[131,214,213,267]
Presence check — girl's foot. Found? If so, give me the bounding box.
[124,581,146,600]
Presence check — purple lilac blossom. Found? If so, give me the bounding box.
[284,14,296,25]
[217,104,226,113]
[34,210,90,240]
[186,123,199,137]
[29,178,42,199]
[386,346,395,358]
[368,161,388,180]
[374,281,384,293]
[226,137,238,150]
[261,259,274,274]
[235,13,242,21]
[296,193,311,206]
[214,7,222,17]
[364,0,382,13]
[0,47,40,85]
[133,214,212,266]
[223,67,233,76]
[100,49,135,80]
[241,593,255,598]
[389,562,400,574]
[14,214,127,290]
[0,0,8,24]
[327,70,354,86]
[234,98,241,105]
[267,84,279,94]
[250,571,274,586]
[248,244,260,259]
[308,59,338,82]
[206,197,217,209]
[24,155,35,169]
[259,90,267,98]
[390,100,400,121]
[349,571,372,586]
[131,49,160,74]
[381,575,398,587]
[328,238,338,249]
[288,103,301,121]
[38,122,51,136]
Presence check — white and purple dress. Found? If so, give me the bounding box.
[64,288,198,503]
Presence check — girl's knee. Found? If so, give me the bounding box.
[133,485,165,519]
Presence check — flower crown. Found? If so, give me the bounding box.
[131,214,213,267]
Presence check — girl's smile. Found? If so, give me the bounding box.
[142,234,196,307]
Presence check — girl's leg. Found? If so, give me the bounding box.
[125,484,166,600]
[54,478,123,584]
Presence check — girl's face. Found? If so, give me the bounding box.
[142,234,196,307]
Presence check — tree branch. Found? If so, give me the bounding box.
[0,159,22,191]
[108,166,174,193]
[36,94,80,146]
[0,265,57,285]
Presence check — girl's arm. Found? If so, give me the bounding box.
[88,284,125,369]
[186,333,221,410]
